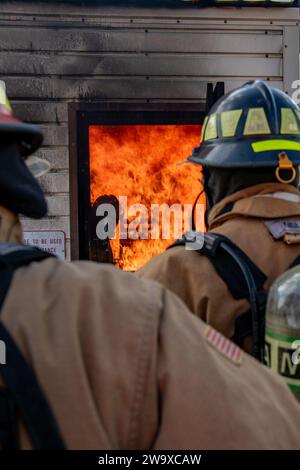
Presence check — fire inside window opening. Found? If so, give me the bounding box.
[89,124,204,271]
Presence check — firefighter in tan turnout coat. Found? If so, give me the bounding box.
[0,83,300,450]
[138,81,300,358]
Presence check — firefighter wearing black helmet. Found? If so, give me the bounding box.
[138,80,300,359]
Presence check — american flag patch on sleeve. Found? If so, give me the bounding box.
[204,326,243,366]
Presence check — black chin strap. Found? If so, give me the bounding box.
[192,168,212,231]
[0,323,66,449]
[191,188,204,231]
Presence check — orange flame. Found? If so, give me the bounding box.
[89,125,204,271]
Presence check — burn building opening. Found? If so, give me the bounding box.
[74,106,205,270]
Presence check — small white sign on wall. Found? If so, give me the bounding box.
[23,231,66,260]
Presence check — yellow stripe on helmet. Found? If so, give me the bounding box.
[252,140,300,153]
[0,81,12,113]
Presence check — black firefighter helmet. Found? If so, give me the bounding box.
[189,81,300,184]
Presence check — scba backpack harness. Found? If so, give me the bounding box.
[169,232,300,362]
[0,243,65,449]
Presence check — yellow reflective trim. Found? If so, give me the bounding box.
[221,109,242,138]
[281,109,300,135]
[204,113,217,141]
[0,82,12,113]
[4,96,12,113]
[201,116,208,142]
[0,86,7,107]
[252,140,300,153]
[294,109,300,126]
[244,108,271,135]
[0,84,6,105]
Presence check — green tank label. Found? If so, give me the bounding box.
[265,331,300,394]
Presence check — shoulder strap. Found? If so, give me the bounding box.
[169,232,267,299]
[0,244,66,449]
[169,232,267,360]
[0,388,19,449]
[170,232,300,359]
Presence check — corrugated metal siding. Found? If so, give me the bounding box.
[0,2,298,258]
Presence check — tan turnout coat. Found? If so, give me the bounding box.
[0,256,300,449]
[137,183,300,346]
[0,204,299,449]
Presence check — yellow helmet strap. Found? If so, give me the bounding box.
[275,152,297,184]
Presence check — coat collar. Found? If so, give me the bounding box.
[208,183,300,230]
